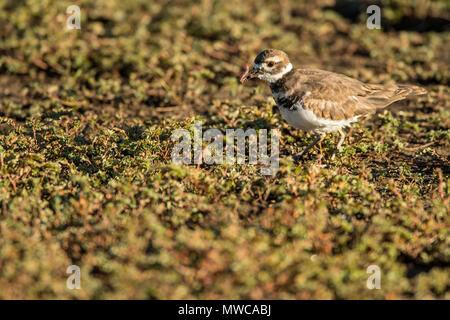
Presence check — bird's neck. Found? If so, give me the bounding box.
[267,63,293,89]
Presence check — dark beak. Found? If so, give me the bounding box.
[239,65,260,83]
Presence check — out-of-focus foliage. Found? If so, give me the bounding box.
[0,0,449,299]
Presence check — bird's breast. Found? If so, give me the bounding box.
[272,91,359,133]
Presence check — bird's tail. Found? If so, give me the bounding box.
[361,83,428,110]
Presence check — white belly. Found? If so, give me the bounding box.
[278,102,359,133]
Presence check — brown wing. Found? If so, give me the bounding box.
[283,69,426,121]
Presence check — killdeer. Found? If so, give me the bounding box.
[240,49,427,159]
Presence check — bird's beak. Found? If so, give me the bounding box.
[239,65,260,83]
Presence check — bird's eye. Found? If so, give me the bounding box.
[267,61,275,67]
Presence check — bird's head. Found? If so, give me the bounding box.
[240,49,293,84]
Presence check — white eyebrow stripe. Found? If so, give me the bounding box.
[265,57,281,63]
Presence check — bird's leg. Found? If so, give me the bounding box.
[331,129,346,160]
[293,133,326,161]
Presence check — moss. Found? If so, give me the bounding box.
[0,0,448,299]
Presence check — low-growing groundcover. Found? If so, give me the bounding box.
[0,0,449,299]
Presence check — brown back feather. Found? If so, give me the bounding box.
[271,69,427,121]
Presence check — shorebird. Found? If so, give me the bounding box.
[240,49,427,160]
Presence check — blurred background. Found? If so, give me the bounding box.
[0,0,449,299]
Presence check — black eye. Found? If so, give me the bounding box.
[267,61,274,67]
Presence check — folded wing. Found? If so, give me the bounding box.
[286,69,427,121]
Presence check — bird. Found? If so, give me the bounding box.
[240,49,427,160]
